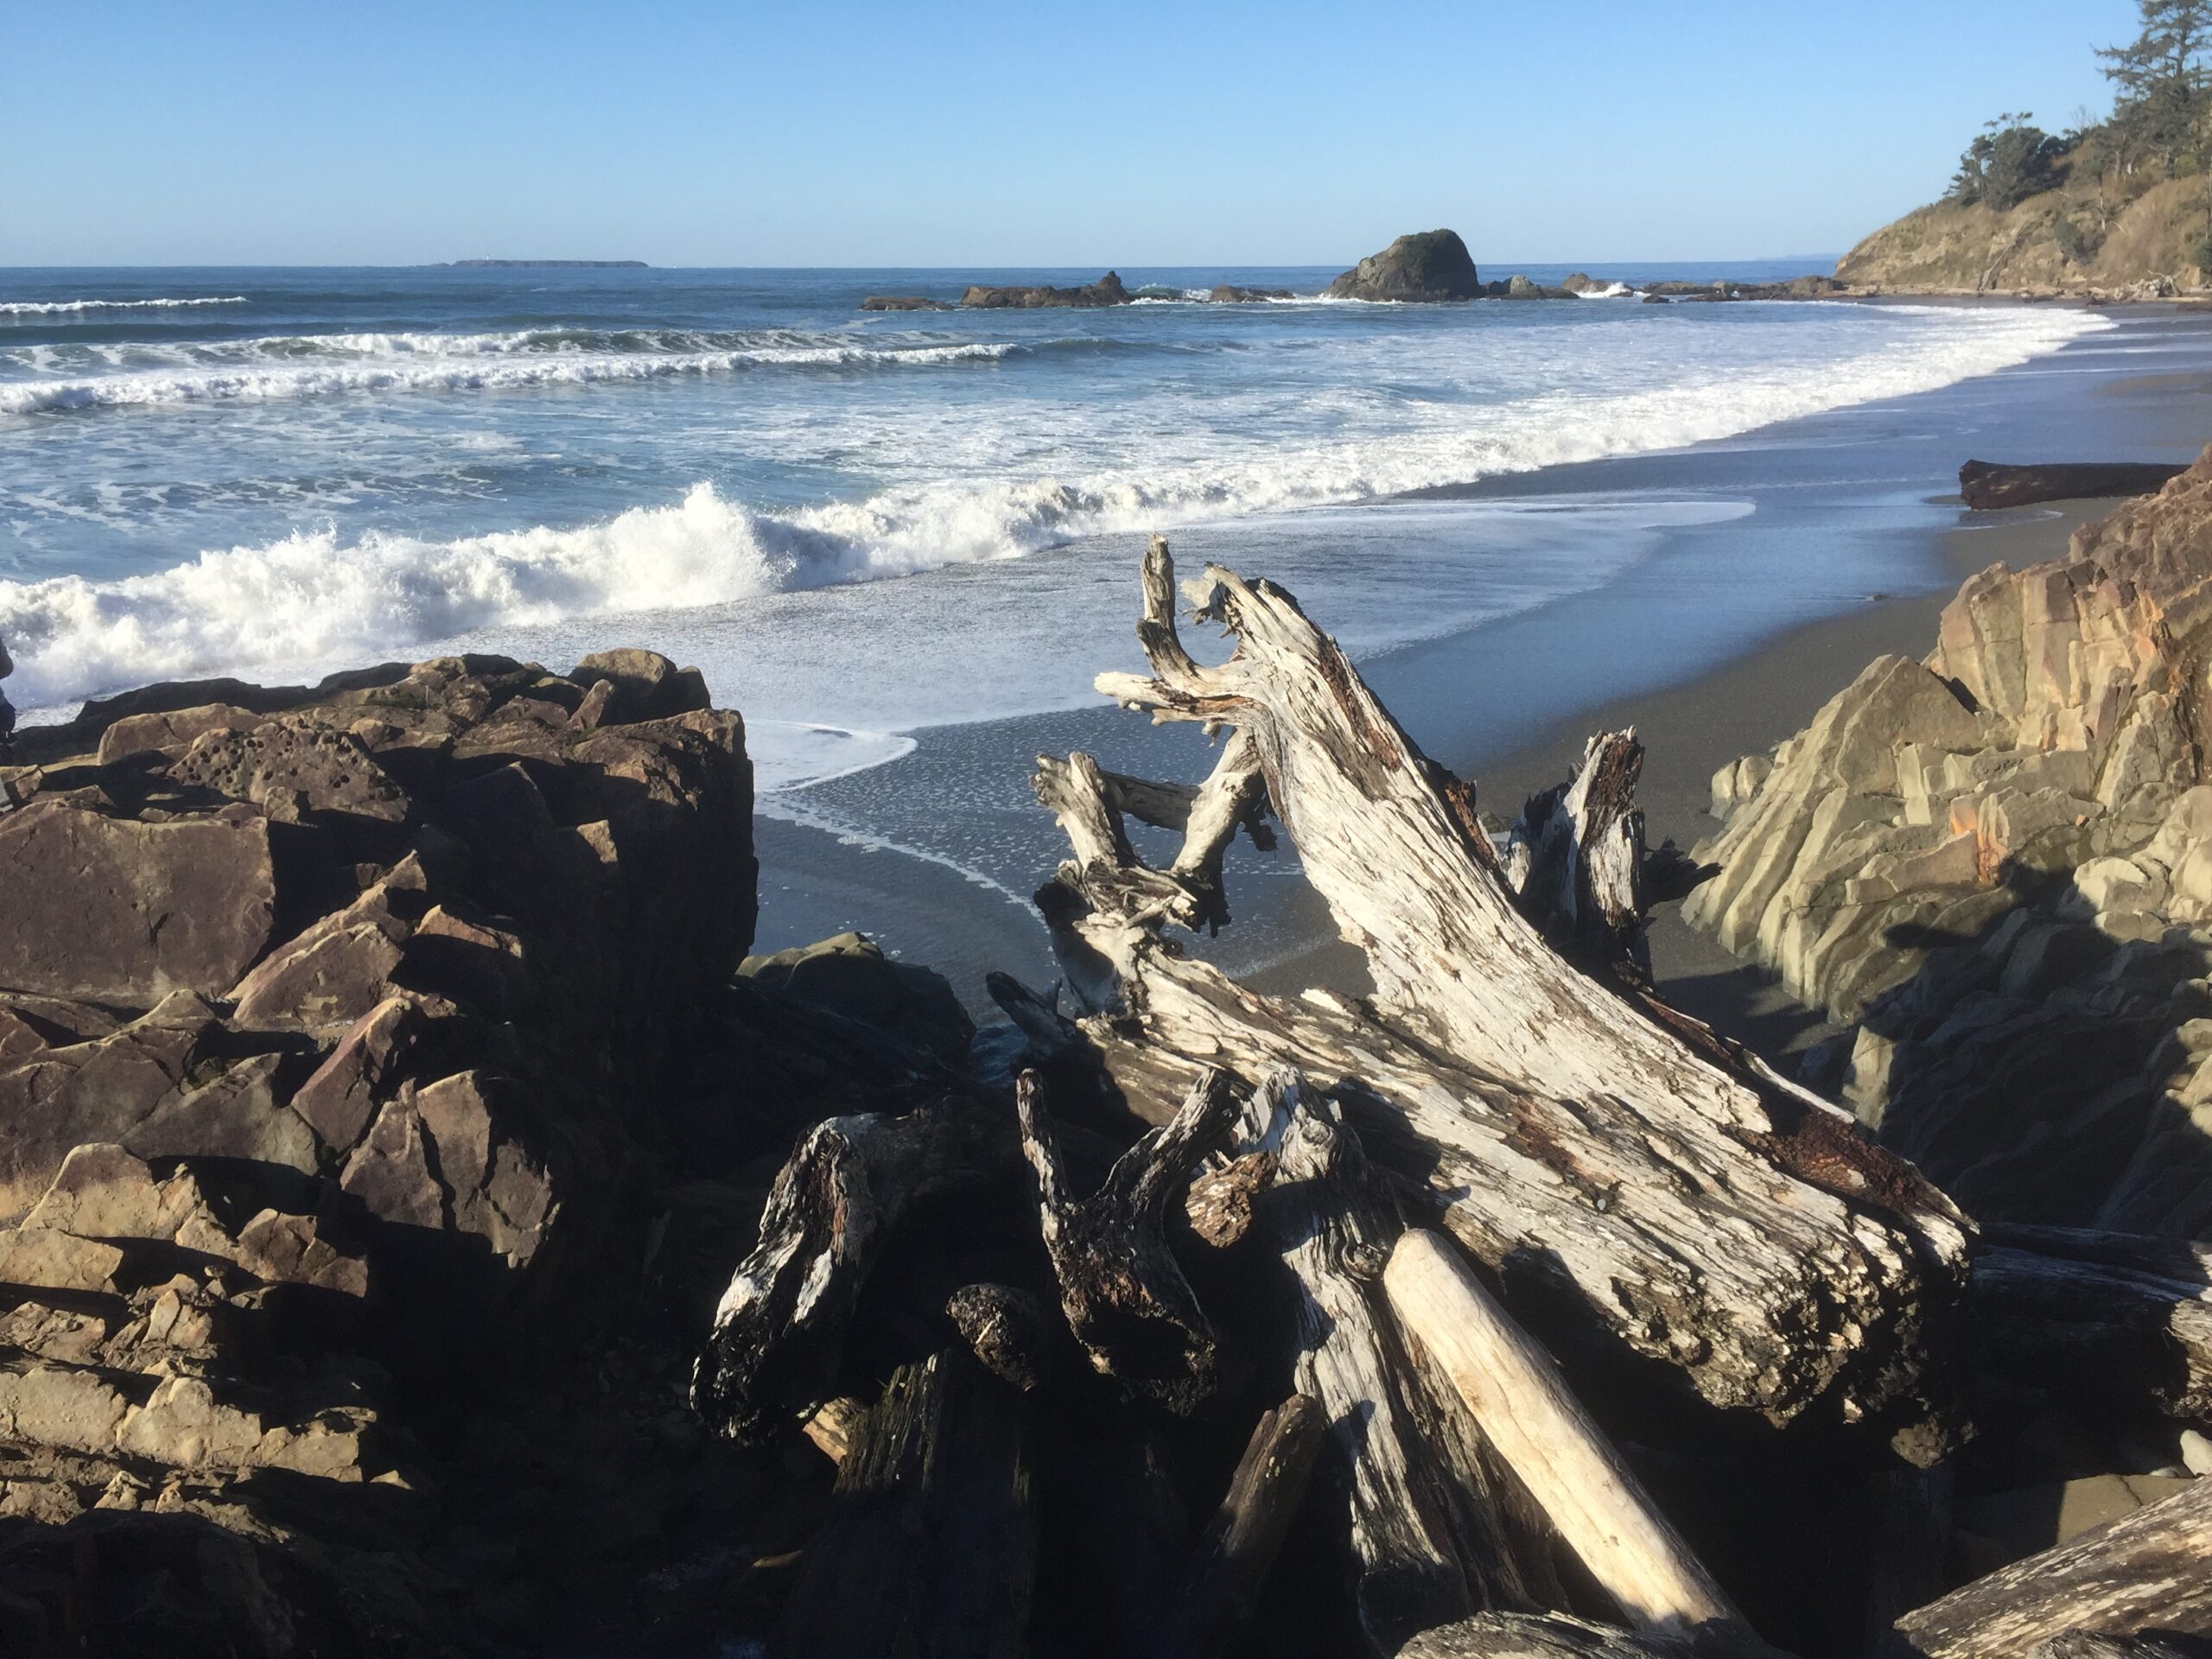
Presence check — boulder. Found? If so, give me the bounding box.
[95,703,267,766]
[1323,230,1479,302]
[1207,285,1294,302]
[738,931,974,1066]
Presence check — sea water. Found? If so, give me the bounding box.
[0,263,2108,807]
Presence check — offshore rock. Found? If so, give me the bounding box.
[1685,447,2212,1233]
[1324,229,1480,301]
[961,271,1131,308]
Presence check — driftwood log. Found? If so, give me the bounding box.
[1025,535,1969,1443]
[1398,1612,1786,1659]
[774,1349,1035,1659]
[1149,1392,1328,1659]
[1893,1478,2212,1659]
[1382,1230,1738,1632]
[1958,460,2187,511]
[1967,1224,2212,1421]
[1251,1067,1542,1649]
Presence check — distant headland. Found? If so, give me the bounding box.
[436,259,649,269]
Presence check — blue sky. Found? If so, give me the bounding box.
[3,0,2138,267]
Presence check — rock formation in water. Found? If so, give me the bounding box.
[1325,230,1480,301]
[1687,448,2212,1233]
[960,270,1132,308]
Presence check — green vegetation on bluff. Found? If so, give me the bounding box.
[1840,1,2212,293]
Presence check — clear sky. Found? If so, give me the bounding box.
[3,0,2140,268]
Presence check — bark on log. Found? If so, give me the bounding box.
[1958,460,2187,512]
[1026,536,1969,1440]
[1382,1230,1738,1632]
[1968,1226,2212,1421]
[693,1103,1008,1443]
[1251,1067,1541,1650]
[945,1282,1058,1392]
[1148,1392,1328,1659]
[1015,1065,1240,1411]
[2028,1637,2212,1659]
[774,1349,1036,1659]
[1893,1478,2212,1659]
[1398,1611,1788,1659]
[1502,730,1656,981]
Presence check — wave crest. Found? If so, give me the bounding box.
[0,296,247,316]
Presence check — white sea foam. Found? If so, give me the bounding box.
[0,296,248,315]
[1571,282,1634,299]
[0,335,1020,414]
[0,301,2113,721]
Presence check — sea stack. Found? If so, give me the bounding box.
[1325,229,1479,302]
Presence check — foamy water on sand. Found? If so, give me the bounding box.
[1,264,2107,788]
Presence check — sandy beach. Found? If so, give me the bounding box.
[753,302,2212,1052]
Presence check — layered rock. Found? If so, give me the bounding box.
[0,647,812,1650]
[1686,449,2212,1233]
[1324,230,1479,301]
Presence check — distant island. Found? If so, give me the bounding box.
[437,259,649,269]
[1840,1,2211,296]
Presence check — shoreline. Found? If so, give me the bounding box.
[752,311,2212,1028]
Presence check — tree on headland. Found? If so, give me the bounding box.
[1947,114,2065,209]
[2099,0,2212,175]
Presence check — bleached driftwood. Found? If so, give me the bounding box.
[1025,536,1969,1438]
[1016,1065,1240,1411]
[1382,1230,1738,1632]
[1893,1478,2212,1659]
[1501,729,1656,978]
[1148,1392,1327,1659]
[1399,1611,1785,1659]
[1251,1067,1541,1650]
[1968,1224,2212,1421]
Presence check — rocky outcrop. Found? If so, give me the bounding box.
[960,271,1131,308]
[1324,230,1479,302]
[1838,173,2208,296]
[1685,448,2212,1233]
[0,647,843,1651]
[1209,284,1294,302]
[859,295,953,310]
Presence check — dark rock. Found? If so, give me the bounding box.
[859,295,953,311]
[169,720,410,826]
[1324,230,1479,302]
[738,931,974,1066]
[1208,285,1294,302]
[961,271,1132,308]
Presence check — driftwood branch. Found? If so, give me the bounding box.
[1502,729,1656,979]
[692,1103,1007,1443]
[1893,1478,2212,1659]
[1016,1065,1240,1411]
[1149,1392,1328,1659]
[1024,535,1971,1440]
[1382,1229,1738,1632]
[1399,1612,1787,1659]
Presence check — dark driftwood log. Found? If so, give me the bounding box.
[1252,1067,1540,1649]
[693,1103,1008,1443]
[1149,1393,1329,1659]
[945,1282,1058,1392]
[1016,1065,1240,1411]
[1893,1478,2212,1659]
[1968,1225,2212,1421]
[2030,1637,2212,1659]
[1031,535,1969,1440]
[1958,460,2186,511]
[774,1350,1035,1659]
[1398,1612,1789,1659]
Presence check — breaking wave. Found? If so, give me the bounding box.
[0,296,248,316]
[0,299,2112,715]
[0,332,1023,414]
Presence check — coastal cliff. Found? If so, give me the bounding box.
[1686,448,2212,1233]
[1838,172,2208,296]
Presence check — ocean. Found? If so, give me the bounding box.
[0,261,2133,987]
